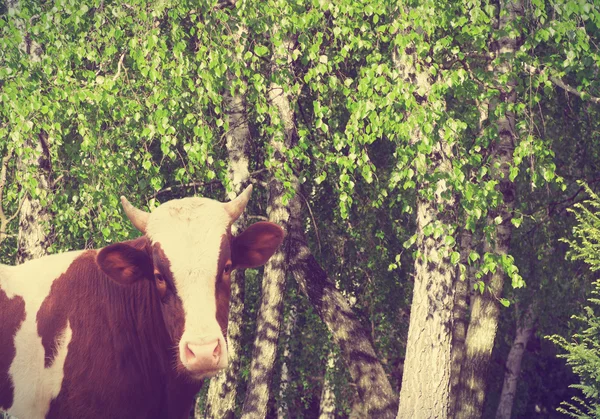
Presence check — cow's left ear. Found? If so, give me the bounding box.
[232,222,285,269]
[97,243,154,285]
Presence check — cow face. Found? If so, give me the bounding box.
[96,186,284,380]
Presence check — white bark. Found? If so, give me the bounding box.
[318,350,337,419]
[395,42,455,416]
[397,165,456,418]
[495,307,535,419]
[7,0,51,265]
[277,304,297,419]
[241,38,296,419]
[204,27,252,419]
[456,1,522,417]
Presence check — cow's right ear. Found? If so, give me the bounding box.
[97,243,154,285]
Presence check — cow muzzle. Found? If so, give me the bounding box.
[179,336,228,378]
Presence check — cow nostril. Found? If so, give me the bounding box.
[213,340,221,359]
[184,340,221,365]
[184,343,195,363]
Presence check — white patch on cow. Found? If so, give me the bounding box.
[146,197,230,368]
[3,251,81,419]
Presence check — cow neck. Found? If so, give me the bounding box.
[40,237,178,418]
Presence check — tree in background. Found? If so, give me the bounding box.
[549,185,600,419]
[1,0,600,417]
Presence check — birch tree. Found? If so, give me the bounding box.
[5,0,51,263]
[241,34,297,419]
[204,23,253,419]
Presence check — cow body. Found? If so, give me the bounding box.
[0,186,283,418]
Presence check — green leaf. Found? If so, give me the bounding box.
[451,251,460,265]
[469,251,480,264]
[403,234,417,249]
[254,45,269,57]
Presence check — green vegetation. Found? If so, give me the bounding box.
[1,0,599,417]
[549,186,600,419]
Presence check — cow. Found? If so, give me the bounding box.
[0,185,284,419]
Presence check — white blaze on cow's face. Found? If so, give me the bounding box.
[145,197,232,378]
[111,185,284,380]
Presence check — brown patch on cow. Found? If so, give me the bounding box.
[0,287,25,410]
[152,242,186,350]
[152,243,176,293]
[37,267,71,369]
[32,238,198,419]
[215,235,232,335]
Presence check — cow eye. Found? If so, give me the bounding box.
[155,273,167,298]
[223,263,232,274]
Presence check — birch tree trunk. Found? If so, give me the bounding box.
[203,37,252,417]
[6,0,51,264]
[241,47,297,418]
[448,229,472,418]
[16,132,52,264]
[456,1,522,417]
[394,34,456,416]
[318,349,337,419]
[495,306,535,419]
[397,136,456,419]
[288,210,398,417]
[0,150,17,247]
[277,303,297,419]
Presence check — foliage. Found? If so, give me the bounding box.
[564,185,600,271]
[549,281,600,419]
[548,188,600,418]
[1,0,600,415]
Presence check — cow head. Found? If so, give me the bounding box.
[96,186,284,379]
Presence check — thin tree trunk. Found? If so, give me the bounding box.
[456,1,522,417]
[204,29,252,419]
[0,150,18,247]
[6,0,50,264]
[449,99,489,418]
[288,209,398,418]
[277,302,297,419]
[318,349,337,419]
[16,133,52,264]
[495,306,535,419]
[239,147,290,419]
[241,52,297,418]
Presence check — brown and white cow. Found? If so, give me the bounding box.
[0,185,283,419]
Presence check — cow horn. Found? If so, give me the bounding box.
[223,184,253,221]
[121,196,150,233]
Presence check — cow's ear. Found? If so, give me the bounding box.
[232,222,285,269]
[97,243,153,285]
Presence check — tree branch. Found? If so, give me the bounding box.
[112,52,126,81]
[151,168,269,199]
[523,63,600,104]
[152,179,222,199]
[297,190,322,255]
